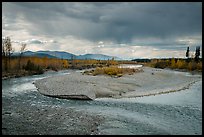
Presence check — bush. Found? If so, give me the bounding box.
[196,62,202,71]
[23,60,44,74]
[146,58,202,72]
[23,60,35,71]
[153,61,169,69]
[86,66,142,77]
[176,60,187,69]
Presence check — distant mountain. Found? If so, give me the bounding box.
[12,51,57,58]
[12,51,35,57]
[12,50,122,60]
[36,51,76,59]
[22,51,35,56]
[77,54,121,60]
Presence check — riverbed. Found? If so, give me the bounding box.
[2,68,202,135]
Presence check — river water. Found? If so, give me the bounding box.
[2,69,202,135]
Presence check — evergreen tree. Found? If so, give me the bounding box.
[186,46,190,62]
[186,47,189,58]
[195,46,200,62]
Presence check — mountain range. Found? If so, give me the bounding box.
[12,50,122,60]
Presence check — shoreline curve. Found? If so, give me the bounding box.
[34,67,202,100]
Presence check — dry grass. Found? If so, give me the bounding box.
[68,59,119,69]
[83,66,143,77]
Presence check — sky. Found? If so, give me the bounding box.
[2,2,202,59]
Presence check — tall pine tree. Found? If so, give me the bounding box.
[195,46,200,62]
[186,47,190,62]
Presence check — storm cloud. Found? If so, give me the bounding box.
[2,2,202,59]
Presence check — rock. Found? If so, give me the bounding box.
[117,74,123,77]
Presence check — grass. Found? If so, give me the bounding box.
[83,66,143,77]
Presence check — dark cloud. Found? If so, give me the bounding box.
[2,2,202,49]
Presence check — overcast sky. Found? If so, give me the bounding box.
[2,2,202,59]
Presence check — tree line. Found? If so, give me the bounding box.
[2,37,69,76]
[1,37,117,78]
[2,36,26,72]
[148,46,202,71]
[185,46,201,62]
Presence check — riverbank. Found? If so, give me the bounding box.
[2,89,104,135]
[1,64,102,80]
[2,104,104,135]
[34,67,202,100]
[2,67,202,135]
[2,70,44,80]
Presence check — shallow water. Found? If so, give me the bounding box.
[118,64,143,68]
[2,69,202,135]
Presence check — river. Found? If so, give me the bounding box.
[2,69,202,135]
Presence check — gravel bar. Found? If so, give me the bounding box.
[34,67,202,100]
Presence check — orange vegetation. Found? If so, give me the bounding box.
[146,58,202,72]
[2,56,69,72]
[83,66,143,77]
